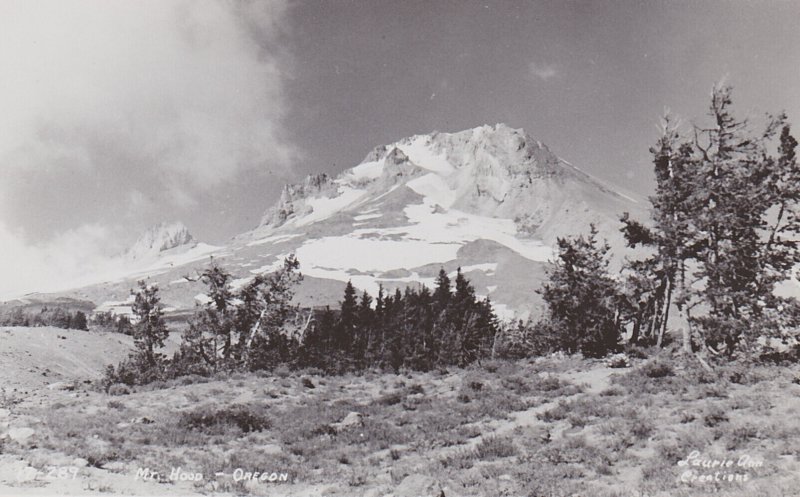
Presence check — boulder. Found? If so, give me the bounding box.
[331,411,364,432]
[395,474,443,497]
[8,427,35,443]
[47,382,75,391]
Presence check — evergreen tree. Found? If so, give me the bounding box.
[72,311,88,331]
[337,281,359,351]
[131,281,169,367]
[355,291,374,368]
[433,268,451,310]
[240,255,303,369]
[186,261,237,370]
[624,85,800,357]
[539,225,622,357]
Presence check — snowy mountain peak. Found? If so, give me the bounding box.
[257,123,616,231]
[126,222,196,260]
[34,124,647,320]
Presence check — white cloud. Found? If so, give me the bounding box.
[0,0,295,190]
[0,0,295,297]
[528,62,558,81]
[0,222,127,299]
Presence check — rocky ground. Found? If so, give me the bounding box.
[1,326,800,497]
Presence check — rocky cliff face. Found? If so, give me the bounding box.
[125,222,196,260]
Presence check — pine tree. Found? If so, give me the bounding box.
[189,259,235,371]
[433,268,451,310]
[621,114,698,349]
[539,225,622,357]
[240,255,303,370]
[72,311,88,331]
[624,85,800,358]
[337,281,359,351]
[355,291,374,368]
[131,281,169,367]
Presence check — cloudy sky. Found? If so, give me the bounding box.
[1,0,799,295]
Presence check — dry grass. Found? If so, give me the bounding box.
[6,355,800,497]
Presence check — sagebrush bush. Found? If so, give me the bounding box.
[641,360,674,378]
[179,404,271,433]
[474,435,518,460]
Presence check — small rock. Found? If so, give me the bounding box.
[262,443,282,455]
[102,461,127,472]
[330,411,365,433]
[130,416,154,425]
[395,474,442,497]
[116,422,131,429]
[363,488,386,497]
[8,427,35,442]
[15,465,39,482]
[52,381,77,391]
[72,457,89,467]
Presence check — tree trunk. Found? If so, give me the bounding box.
[680,305,692,354]
[656,277,672,348]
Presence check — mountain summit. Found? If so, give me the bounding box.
[126,222,196,261]
[30,124,646,319]
[257,123,638,247]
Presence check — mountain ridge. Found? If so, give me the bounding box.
[14,123,647,320]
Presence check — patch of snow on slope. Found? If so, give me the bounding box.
[296,238,461,274]
[395,203,553,262]
[96,295,135,317]
[491,303,517,322]
[299,265,437,298]
[453,263,498,275]
[247,233,302,247]
[194,293,211,305]
[249,256,289,275]
[136,243,220,272]
[406,173,457,209]
[396,136,454,174]
[354,213,382,221]
[230,277,254,291]
[348,160,385,181]
[294,186,368,227]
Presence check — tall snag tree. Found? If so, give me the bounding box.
[240,254,305,370]
[620,115,699,350]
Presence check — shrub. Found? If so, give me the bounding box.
[107,384,131,396]
[703,405,729,427]
[475,435,517,461]
[179,404,271,433]
[630,417,654,440]
[604,353,630,368]
[406,383,425,395]
[376,392,403,406]
[467,380,484,391]
[532,374,564,392]
[641,359,674,378]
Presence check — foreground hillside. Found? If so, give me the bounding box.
[1,326,799,497]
